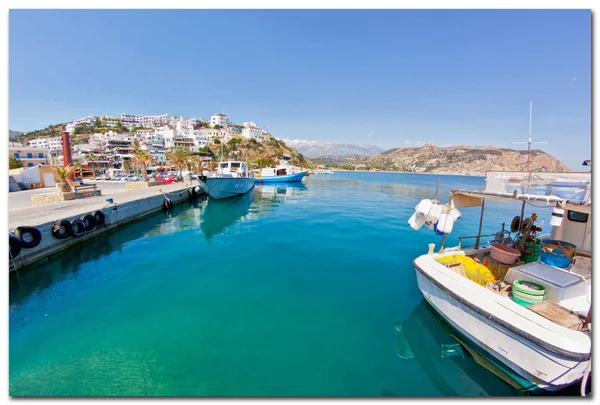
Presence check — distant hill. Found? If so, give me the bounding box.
[282,139,385,159]
[9,130,23,137]
[344,144,571,175]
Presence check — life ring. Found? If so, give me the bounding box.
[14,226,42,249]
[9,235,22,259]
[510,216,521,233]
[93,210,106,226]
[71,219,86,237]
[163,199,174,211]
[52,220,73,239]
[80,214,96,231]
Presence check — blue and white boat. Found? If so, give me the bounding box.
[198,161,255,200]
[254,167,308,183]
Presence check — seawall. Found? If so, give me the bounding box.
[9,186,195,271]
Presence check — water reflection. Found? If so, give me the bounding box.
[394,300,524,396]
[199,187,256,240]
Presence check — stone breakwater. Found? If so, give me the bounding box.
[9,186,193,271]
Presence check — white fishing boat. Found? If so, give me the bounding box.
[409,170,592,394]
[198,160,255,200]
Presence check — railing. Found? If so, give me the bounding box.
[457,223,512,250]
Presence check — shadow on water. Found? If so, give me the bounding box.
[9,197,206,306]
[393,300,526,397]
[199,187,257,240]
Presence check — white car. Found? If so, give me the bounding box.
[124,174,140,181]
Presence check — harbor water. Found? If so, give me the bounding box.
[9,172,554,396]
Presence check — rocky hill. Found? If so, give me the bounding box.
[282,139,385,159]
[207,136,314,169]
[346,144,570,175]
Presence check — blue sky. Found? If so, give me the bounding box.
[9,9,591,169]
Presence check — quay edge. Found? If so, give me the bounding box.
[9,185,195,271]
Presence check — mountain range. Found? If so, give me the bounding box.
[281,139,385,158]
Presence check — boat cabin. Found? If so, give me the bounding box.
[215,161,251,178]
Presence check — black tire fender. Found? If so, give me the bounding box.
[80,214,96,231]
[52,220,73,239]
[93,210,106,226]
[71,219,86,237]
[510,216,521,233]
[14,226,42,249]
[163,199,174,211]
[9,235,22,259]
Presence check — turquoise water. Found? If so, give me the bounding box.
[9,172,554,396]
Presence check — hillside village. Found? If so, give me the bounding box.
[9,113,312,183]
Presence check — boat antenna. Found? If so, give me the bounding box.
[510,101,549,193]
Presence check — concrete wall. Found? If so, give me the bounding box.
[9,188,191,271]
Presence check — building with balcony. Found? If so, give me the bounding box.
[120,113,144,129]
[73,116,99,126]
[210,114,230,129]
[10,145,49,167]
[100,116,120,128]
[142,114,169,128]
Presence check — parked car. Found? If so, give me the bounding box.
[124,174,140,181]
[97,174,110,180]
[155,175,178,185]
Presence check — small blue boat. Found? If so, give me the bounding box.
[255,169,308,183]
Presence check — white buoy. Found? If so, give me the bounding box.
[550,207,565,227]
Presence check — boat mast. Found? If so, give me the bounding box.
[511,102,548,194]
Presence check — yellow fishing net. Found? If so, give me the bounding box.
[436,254,505,286]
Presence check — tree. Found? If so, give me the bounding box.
[87,152,98,178]
[136,151,154,182]
[213,125,221,129]
[227,137,242,150]
[165,146,192,177]
[131,140,143,175]
[197,145,215,158]
[9,156,23,169]
[94,119,101,129]
[188,156,204,175]
[51,164,79,193]
[213,138,221,145]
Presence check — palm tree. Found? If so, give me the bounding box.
[188,156,204,175]
[87,152,98,178]
[165,146,191,177]
[136,151,154,182]
[51,164,79,193]
[208,160,218,173]
[131,140,143,175]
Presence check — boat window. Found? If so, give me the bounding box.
[567,210,588,223]
[231,163,241,168]
[219,163,228,168]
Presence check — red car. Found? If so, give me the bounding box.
[155,174,178,184]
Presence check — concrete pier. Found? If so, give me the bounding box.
[9,182,200,271]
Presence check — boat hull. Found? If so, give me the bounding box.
[201,177,255,200]
[413,257,590,392]
[255,171,308,183]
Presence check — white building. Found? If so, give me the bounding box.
[73,116,99,126]
[189,118,208,128]
[242,124,264,142]
[198,128,232,143]
[49,137,62,150]
[142,114,169,128]
[120,113,144,128]
[28,138,49,149]
[210,114,230,129]
[65,123,76,134]
[27,137,63,150]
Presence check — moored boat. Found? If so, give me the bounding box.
[408,170,592,394]
[254,166,309,183]
[198,160,255,200]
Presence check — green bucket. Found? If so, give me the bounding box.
[519,237,541,263]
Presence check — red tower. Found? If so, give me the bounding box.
[61,131,75,182]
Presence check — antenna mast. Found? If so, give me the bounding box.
[510,102,549,193]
